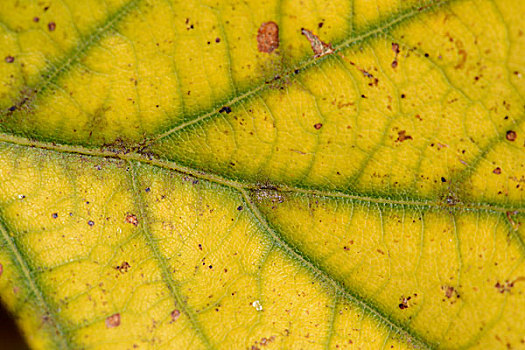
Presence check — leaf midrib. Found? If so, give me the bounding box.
[0,131,521,214]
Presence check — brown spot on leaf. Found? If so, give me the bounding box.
[219,106,232,114]
[301,28,333,58]
[125,213,138,226]
[257,21,279,53]
[396,130,412,142]
[171,309,181,322]
[115,262,130,273]
[5,56,14,63]
[0,263,3,277]
[493,167,502,174]
[454,49,467,69]
[392,42,400,54]
[314,123,323,130]
[105,313,120,328]
[47,22,56,31]
[398,296,411,309]
[506,130,517,141]
[441,285,460,303]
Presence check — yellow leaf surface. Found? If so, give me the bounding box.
[0,0,524,349]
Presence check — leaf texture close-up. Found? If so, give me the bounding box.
[0,0,524,348]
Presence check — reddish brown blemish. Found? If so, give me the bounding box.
[396,130,412,142]
[496,277,525,294]
[105,313,120,328]
[257,21,279,53]
[506,130,517,141]
[0,263,3,277]
[115,262,130,273]
[301,28,333,58]
[441,285,460,303]
[48,22,56,31]
[125,213,138,226]
[33,17,40,23]
[5,56,14,63]
[493,167,502,175]
[171,309,181,322]
[314,123,323,130]
[398,296,411,309]
[391,42,400,68]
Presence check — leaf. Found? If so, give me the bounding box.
[0,0,523,349]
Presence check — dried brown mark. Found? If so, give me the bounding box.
[506,130,517,141]
[5,56,14,63]
[115,262,131,273]
[454,49,467,69]
[398,296,411,309]
[391,42,400,68]
[441,285,460,302]
[493,167,502,175]
[48,22,56,31]
[125,213,139,226]
[495,277,525,294]
[257,22,279,53]
[105,313,120,328]
[314,123,323,130]
[0,263,3,277]
[301,28,333,58]
[171,309,181,322]
[396,130,412,142]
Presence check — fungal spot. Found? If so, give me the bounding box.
[493,167,502,175]
[441,177,447,183]
[398,296,411,309]
[88,220,95,227]
[237,205,243,211]
[257,21,279,53]
[506,130,517,141]
[391,42,400,68]
[301,28,333,58]
[47,22,56,31]
[219,106,232,114]
[495,277,525,293]
[51,213,58,219]
[395,130,412,142]
[115,262,130,273]
[18,194,25,199]
[4,56,14,63]
[314,123,323,130]
[400,93,406,99]
[441,285,460,303]
[0,263,3,277]
[392,43,400,54]
[145,187,151,192]
[125,213,138,226]
[215,37,221,43]
[252,300,263,311]
[105,313,120,328]
[33,17,39,23]
[171,309,181,322]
